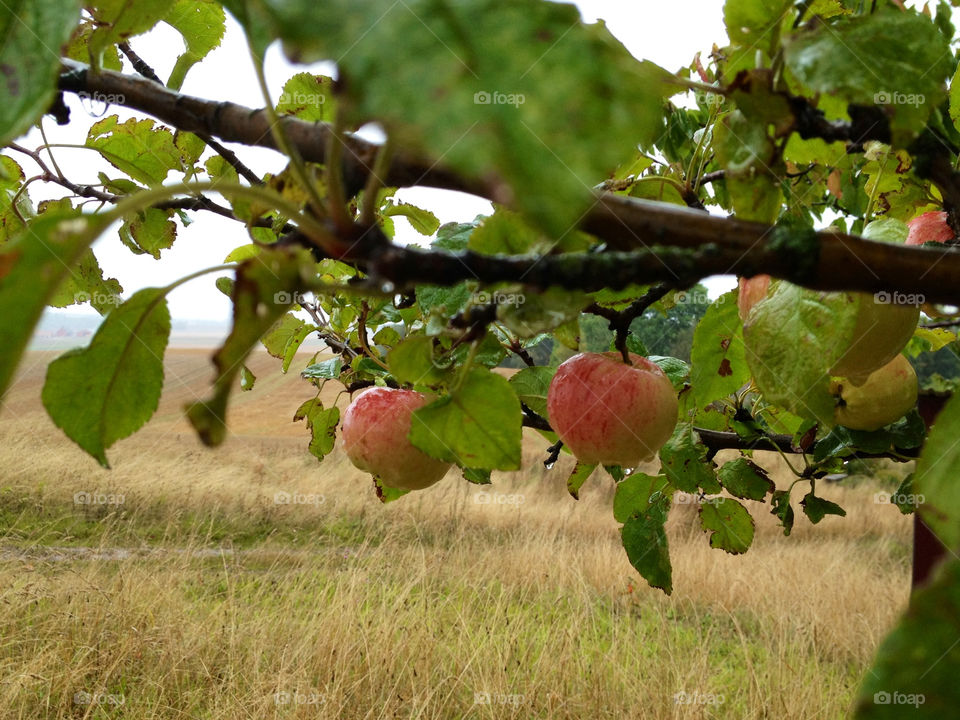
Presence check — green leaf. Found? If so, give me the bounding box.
[186,247,315,446]
[800,491,846,524]
[302,357,343,380]
[0,156,31,243]
[261,312,305,365]
[42,288,170,467]
[784,7,953,140]
[724,0,792,52]
[497,286,587,338]
[743,282,858,424]
[0,0,81,146]
[87,0,176,59]
[163,0,226,90]
[373,480,411,503]
[648,355,690,391]
[244,0,675,236]
[469,209,541,255]
[387,334,449,386]
[240,365,255,391]
[432,221,477,251]
[276,72,334,122]
[410,367,522,470]
[854,559,960,719]
[659,424,719,494]
[690,292,749,408]
[0,213,108,399]
[507,365,555,417]
[566,462,596,500]
[293,397,340,461]
[915,391,960,551]
[770,489,795,536]
[718,458,775,501]
[613,472,671,523]
[86,116,181,186]
[621,499,672,594]
[699,497,755,554]
[119,208,177,259]
[462,467,492,485]
[382,200,440,236]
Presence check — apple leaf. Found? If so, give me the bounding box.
[42,288,171,467]
[186,247,315,446]
[658,424,720,494]
[373,478,410,504]
[410,367,522,470]
[743,282,858,424]
[382,200,440,237]
[232,0,676,236]
[718,458,775,501]
[620,497,673,595]
[86,117,182,186]
[119,208,177,259]
[784,6,952,141]
[690,291,749,409]
[770,489,795,536]
[0,213,109,400]
[699,497,755,554]
[240,365,255,391]
[0,0,81,147]
[800,491,846,524]
[724,0,792,52]
[613,472,671,523]
[302,357,343,381]
[462,468,492,485]
[566,462,597,500]
[293,397,340,461]
[163,0,227,90]
[507,365,555,418]
[387,335,450,386]
[914,391,960,551]
[853,559,960,719]
[648,355,690,391]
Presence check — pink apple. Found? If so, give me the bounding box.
[906,211,954,246]
[546,352,678,467]
[738,274,771,322]
[341,387,452,490]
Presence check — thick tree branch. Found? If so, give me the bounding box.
[55,61,960,304]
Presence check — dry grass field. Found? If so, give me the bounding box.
[0,350,914,719]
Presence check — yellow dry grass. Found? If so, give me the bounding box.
[0,351,912,719]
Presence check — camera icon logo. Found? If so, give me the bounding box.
[474,91,491,104]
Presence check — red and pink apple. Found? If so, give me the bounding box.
[906,211,954,246]
[546,352,678,467]
[340,387,451,490]
[737,274,771,322]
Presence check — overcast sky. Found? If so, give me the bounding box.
[25,1,928,322]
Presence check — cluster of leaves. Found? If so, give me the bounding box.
[2,1,960,715]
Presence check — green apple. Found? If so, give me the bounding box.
[831,354,918,431]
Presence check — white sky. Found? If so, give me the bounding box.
[22,2,737,321]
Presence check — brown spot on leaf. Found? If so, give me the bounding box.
[718,358,733,377]
[720,337,731,351]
